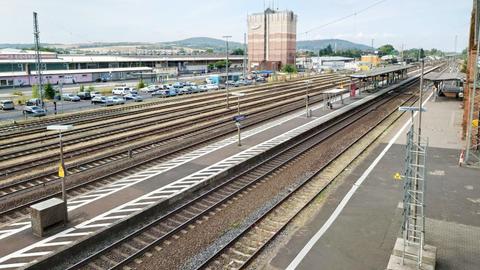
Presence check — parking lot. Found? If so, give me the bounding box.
[0,78,266,122]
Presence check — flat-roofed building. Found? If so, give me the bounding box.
[247,8,297,71]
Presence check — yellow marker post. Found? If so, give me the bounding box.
[393,172,402,181]
[473,119,479,128]
[58,164,65,178]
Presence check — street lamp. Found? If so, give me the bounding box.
[231,92,245,146]
[223,35,232,109]
[47,124,73,209]
[305,80,312,117]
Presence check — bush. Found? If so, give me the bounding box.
[88,85,95,92]
[281,64,297,74]
[137,80,145,89]
[44,83,55,99]
[79,85,85,92]
[32,85,40,98]
[12,90,23,96]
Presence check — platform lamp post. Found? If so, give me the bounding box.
[305,80,312,117]
[231,92,245,146]
[47,124,73,221]
[223,35,232,109]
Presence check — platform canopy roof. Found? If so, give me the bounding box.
[350,65,413,79]
[423,72,465,82]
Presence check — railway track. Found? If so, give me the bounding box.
[0,74,341,143]
[0,76,354,223]
[0,77,352,201]
[0,73,336,136]
[61,76,421,270]
[0,75,346,168]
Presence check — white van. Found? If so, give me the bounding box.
[112,87,133,95]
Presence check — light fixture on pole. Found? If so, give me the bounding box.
[231,92,245,146]
[223,35,232,109]
[47,124,73,221]
[305,80,312,117]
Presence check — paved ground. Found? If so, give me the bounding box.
[267,95,480,269]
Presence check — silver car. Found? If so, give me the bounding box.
[62,93,81,102]
[124,93,144,102]
[23,106,46,117]
[0,100,14,110]
[107,96,126,105]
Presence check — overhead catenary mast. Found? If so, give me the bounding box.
[33,12,44,108]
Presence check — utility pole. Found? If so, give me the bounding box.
[243,33,247,79]
[418,58,425,138]
[223,35,232,109]
[33,12,44,108]
[371,38,374,53]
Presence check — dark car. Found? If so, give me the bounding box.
[26,98,42,106]
[77,91,92,100]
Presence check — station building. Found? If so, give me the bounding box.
[0,48,243,87]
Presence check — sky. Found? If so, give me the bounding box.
[0,0,471,51]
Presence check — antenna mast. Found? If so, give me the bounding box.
[33,12,44,108]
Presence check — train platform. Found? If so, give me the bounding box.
[0,75,413,269]
[268,94,480,269]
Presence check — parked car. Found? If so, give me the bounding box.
[76,92,91,100]
[226,80,236,86]
[255,77,267,83]
[205,84,219,90]
[190,85,200,93]
[90,91,102,98]
[177,87,191,95]
[26,98,42,106]
[23,106,46,117]
[234,80,245,87]
[140,85,160,93]
[107,96,126,105]
[124,93,143,102]
[152,89,177,97]
[91,96,114,106]
[112,87,134,95]
[198,85,209,91]
[0,100,15,110]
[62,93,81,102]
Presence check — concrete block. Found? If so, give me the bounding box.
[30,198,67,237]
[387,238,437,270]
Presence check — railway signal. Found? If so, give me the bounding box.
[231,92,245,146]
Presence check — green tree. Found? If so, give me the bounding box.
[281,64,297,73]
[32,84,40,98]
[232,48,244,55]
[88,85,95,92]
[213,60,230,69]
[44,83,55,99]
[318,45,332,56]
[137,79,145,89]
[206,48,214,53]
[79,85,85,92]
[378,44,395,56]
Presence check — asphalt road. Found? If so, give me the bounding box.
[0,93,157,122]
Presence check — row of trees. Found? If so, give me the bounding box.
[307,44,445,60]
[208,60,231,70]
[31,83,98,100]
[304,45,364,58]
